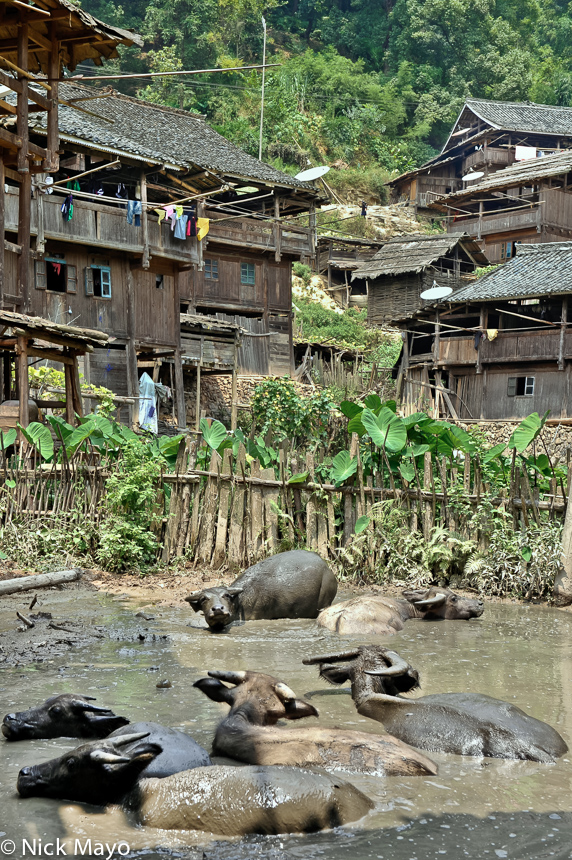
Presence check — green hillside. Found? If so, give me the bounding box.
[79,0,572,184]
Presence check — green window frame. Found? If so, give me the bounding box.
[240,262,255,285]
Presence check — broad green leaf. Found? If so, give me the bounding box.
[508,411,550,453]
[443,424,477,455]
[410,443,431,458]
[288,471,309,484]
[5,479,15,489]
[483,443,507,463]
[347,415,366,437]
[399,462,415,482]
[361,407,407,453]
[18,422,54,461]
[65,420,96,456]
[0,428,17,449]
[331,450,358,485]
[363,394,382,412]
[0,550,6,559]
[354,515,370,534]
[521,546,532,562]
[157,434,185,467]
[46,415,74,444]
[340,400,363,419]
[402,412,429,427]
[382,399,397,413]
[200,418,228,451]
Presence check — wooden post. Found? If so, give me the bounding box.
[125,264,139,427]
[70,353,83,420]
[0,154,4,307]
[476,306,485,374]
[141,169,150,269]
[274,195,281,263]
[559,296,567,371]
[231,335,238,431]
[17,23,28,175]
[195,363,201,431]
[173,348,186,428]
[433,310,440,368]
[308,202,316,261]
[16,335,29,429]
[46,25,59,172]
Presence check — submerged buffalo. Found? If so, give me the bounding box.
[317,587,484,636]
[194,669,437,776]
[2,694,129,741]
[108,722,212,777]
[304,646,567,762]
[18,733,373,835]
[186,549,337,631]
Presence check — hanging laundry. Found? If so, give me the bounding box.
[187,214,197,236]
[174,214,188,240]
[61,194,73,222]
[138,372,171,434]
[175,205,184,219]
[127,200,142,226]
[51,262,61,276]
[164,206,175,219]
[155,208,167,224]
[486,329,499,341]
[197,217,209,241]
[66,178,80,191]
[473,331,481,351]
[116,183,128,200]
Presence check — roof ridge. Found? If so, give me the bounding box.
[466,97,572,113]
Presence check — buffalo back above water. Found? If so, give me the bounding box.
[185,550,337,630]
[108,722,212,777]
[317,587,484,636]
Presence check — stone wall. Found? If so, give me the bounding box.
[457,420,572,464]
[183,371,314,426]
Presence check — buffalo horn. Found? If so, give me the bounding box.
[303,650,360,665]
[90,750,131,764]
[364,650,410,677]
[72,701,114,714]
[208,670,247,685]
[185,591,204,602]
[413,592,447,609]
[273,682,296,702]
[111,732,150,747]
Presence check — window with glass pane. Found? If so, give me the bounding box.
[205,259,218,280]
[241,262,255,285]
[524,377,535,396]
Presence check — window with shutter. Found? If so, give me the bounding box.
[67,264,77,294]
[507,377,517,396]
[84,266,94,296]
[35,259,47,290]
[100,267,111,298]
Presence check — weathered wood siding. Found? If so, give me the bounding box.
[87,346,129,395]
[453,366,569,420]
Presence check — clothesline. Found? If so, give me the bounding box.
[37,181,228,211]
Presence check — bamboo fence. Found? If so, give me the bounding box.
[1,435,569,568]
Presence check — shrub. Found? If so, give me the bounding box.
[250,377,333,446]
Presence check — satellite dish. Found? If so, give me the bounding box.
[462,171,484,181]
[295,165,330,181]
[420,283,454,301]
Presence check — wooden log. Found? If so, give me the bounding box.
[197,450,221,565]
[423,451,433,540]
[211,447,233,568]
[250,459,263,562]
[306,452,318,551]
[262,465,279,553]
[0,568,82,595]
[228,444,246,569]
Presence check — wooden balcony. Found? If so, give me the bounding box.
[451,206,540,238]
[463,147,515,173]
[4,188,314,262]
[437,330,566,365]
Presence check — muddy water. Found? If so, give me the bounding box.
[1,586,572,859]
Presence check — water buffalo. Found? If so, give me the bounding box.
[194,669,437,776]
[185,549,337,631]
[304,646,567,762]
[108,722,212,777]
[18,734,373,834]
[2,694,129,741]
[317,587,484,636]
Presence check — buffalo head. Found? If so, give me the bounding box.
[402,587,484,620]
[2,694,130,741]
[304,646,420,699]
[17,732,161,805]
[194,670,319,725]
[185,587,244,630]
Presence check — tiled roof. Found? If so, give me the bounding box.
[450,242,572,302]
[465,98,572,136]
[24,83,316,191]
[352,232,487,279]
[429,149,572,207]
